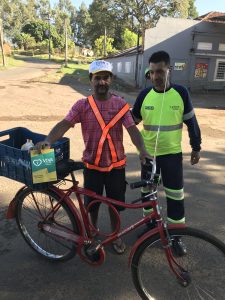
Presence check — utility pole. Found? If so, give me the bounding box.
[135,30,140,88]
[64,17,68,67]
[104,27,107,57]
[43,7,51,60]
[48,1,51,60]
[47,12,51,60]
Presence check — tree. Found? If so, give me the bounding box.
[88,0,117,47]
[122,29,139,49]
[167,0,198,19]
[188,0,198,19]
[22,20,49,43]
[94,35,116,57]
[13,33,36,50]
[0,0,11,66]
[75,3,92,47]
[0,19,5,66]
[110,0,199,48]
[52,0,77,51]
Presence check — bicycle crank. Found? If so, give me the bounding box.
[82,242,105,266]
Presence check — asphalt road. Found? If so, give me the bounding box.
[0,58,60,81]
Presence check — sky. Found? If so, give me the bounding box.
[51,0,225,16]
[195,0,225,16]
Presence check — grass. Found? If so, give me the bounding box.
[59,63,90,84]
[30,61,90,85]
[0,55,24,70]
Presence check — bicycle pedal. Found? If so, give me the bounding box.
[84,243,101,262]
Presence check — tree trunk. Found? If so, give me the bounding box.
[0,19,6,67]
[135,32,140,88]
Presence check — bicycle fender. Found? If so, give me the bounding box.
[48,186,84,236]
[6,185,27,219]
[128,223,186,268]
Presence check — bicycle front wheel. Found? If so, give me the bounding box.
[131,227,225,300]
[16,187,80,261]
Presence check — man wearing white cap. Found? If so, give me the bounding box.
[37,60,150,254]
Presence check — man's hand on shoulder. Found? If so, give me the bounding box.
[191,150,200,165]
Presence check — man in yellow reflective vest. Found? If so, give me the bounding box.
[37,60,150,254]
[132,51,201,253]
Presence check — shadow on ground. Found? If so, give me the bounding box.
[0,148,224,300]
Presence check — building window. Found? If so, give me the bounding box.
[197,42,212,51]
[174,62,186,71]
[214,59,225,81]
[125,61,131,73]
[219,43,225,51]
[117,62,122,73]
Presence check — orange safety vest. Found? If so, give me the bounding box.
[83,95,130,172]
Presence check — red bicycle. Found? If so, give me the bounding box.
[7,159,225,300]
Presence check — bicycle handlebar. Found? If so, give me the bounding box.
[130,180,150,189]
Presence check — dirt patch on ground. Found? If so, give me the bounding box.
[0,64,224,200]
[0,61,225,300]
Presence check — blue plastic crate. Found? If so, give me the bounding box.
[0,127,70,189]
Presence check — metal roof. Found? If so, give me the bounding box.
[196,11,225,24]
[106,45,143,59]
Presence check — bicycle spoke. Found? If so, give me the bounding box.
[132,228,225,300]
[16,188,78,261]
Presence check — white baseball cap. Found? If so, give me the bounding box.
[89,60,113,74]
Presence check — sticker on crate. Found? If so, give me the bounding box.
[30,149,57,184]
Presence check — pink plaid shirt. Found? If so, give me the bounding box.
[64,94,135,168]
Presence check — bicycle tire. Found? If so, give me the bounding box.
[15,187,80,261]
[131,227,225,300]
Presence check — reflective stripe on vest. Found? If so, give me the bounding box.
[143,123,183,131]
[85,95,129,171]
[84,160,126,172]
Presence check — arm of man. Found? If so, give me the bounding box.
[131,87,152,124]
[126,125,151,163]
[45,119,72,144]
[130,108,142,125]
[36,119,72,151]
[181,87,202,165]
[184,115,201,165]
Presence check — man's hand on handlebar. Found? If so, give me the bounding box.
[139,149,152,165]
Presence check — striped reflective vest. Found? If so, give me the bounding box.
[83,95,129,172]
[140,88,187,156]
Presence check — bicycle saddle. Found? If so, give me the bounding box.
[56,159,84,178]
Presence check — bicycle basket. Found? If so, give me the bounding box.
[0,127,70,189]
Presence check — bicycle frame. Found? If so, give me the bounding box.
[6,173,188,283]
[40,182,162,249]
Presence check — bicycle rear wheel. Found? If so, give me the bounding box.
[16,187,80,261]
[131,227,225,300]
